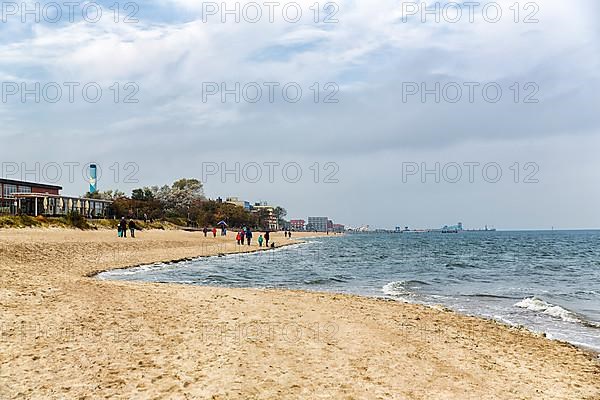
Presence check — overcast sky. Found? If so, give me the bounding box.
[1,0,599,229]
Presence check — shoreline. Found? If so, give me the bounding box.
[90,231,600,355]
[1,228,599,399]
[89,239,311,278]
[94,238,600,357]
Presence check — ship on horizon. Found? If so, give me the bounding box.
[394,222,497,233]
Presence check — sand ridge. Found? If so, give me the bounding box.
[0,228,599,399]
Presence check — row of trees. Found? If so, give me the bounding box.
[85,178,285,230]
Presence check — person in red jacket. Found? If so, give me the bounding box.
[212,227,217,237]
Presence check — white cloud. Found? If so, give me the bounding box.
[0,0,599,227]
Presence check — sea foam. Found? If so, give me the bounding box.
[514,297,584,325]
[382,280,429,297]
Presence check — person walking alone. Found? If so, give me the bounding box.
[246,228,253,245]
[129,219,136,238]
[203,227,208,237]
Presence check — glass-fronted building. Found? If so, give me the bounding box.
[0,178,112,217]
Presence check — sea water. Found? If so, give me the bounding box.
[98,231,600,351]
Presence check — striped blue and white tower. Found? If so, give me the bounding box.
[89,164,97,194]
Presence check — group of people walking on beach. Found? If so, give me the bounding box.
[235,227,253,245]
[116,219,295,248]
[115,216,296,246]
[202,226,227,237]
[202,227,217,237]
[200,225,277,248]
[235,227,274,248]
[117,217,136,238]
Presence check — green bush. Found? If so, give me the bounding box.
[0,215,41,228]
[64,212,91,230]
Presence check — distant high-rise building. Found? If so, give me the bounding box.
[252,203,279,231]
[307,217,328,232]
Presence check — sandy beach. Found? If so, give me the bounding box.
[0,228,599,399]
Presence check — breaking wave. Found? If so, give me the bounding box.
[382,280,430,297]
[514,297,599,328]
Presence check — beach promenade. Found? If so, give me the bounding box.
[0,229,598,399]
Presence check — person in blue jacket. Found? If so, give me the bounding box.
[246,228,253,245]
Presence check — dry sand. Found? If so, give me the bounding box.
[0,228,599,399]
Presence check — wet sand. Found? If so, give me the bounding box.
[0,228,599,399]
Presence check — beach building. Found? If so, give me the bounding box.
[1,178,61,214]
[252,202,279,231]
[307,217,329,232]
[225,197,251,210]
[0,177,112,218]
[290,219,305,231]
